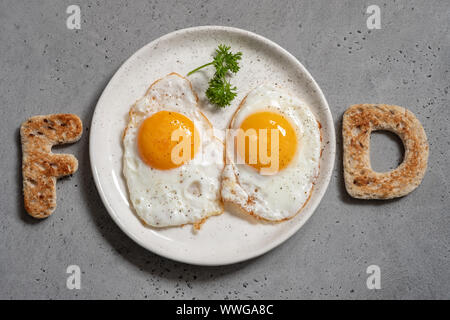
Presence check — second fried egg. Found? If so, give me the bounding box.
[221,85,321,221]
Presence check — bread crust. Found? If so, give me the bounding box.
[21,114,83,218]
[343,104,428,199]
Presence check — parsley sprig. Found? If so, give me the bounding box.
[187,44,242,108]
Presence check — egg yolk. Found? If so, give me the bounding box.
[237,111,297,173]
[137,111,200,170]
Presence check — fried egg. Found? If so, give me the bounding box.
[123,73,224,228]
[221,85,321,221]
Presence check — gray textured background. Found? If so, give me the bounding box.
[1,0,449,299]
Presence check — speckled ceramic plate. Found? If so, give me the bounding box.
[90,26,335,266]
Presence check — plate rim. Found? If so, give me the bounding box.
[89,25,336,266]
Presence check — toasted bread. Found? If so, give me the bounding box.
[343,104,428,199]
[21,114,83,218]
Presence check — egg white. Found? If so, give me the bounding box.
[123,73,224,228]
[221,85,321,221]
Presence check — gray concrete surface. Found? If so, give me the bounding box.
[0,0,449,299]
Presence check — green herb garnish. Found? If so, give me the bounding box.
[187,44,242,108]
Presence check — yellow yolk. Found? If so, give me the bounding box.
[237,111,297,173]
[137,111,200,170]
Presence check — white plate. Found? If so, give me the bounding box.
[89,26,335,266]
